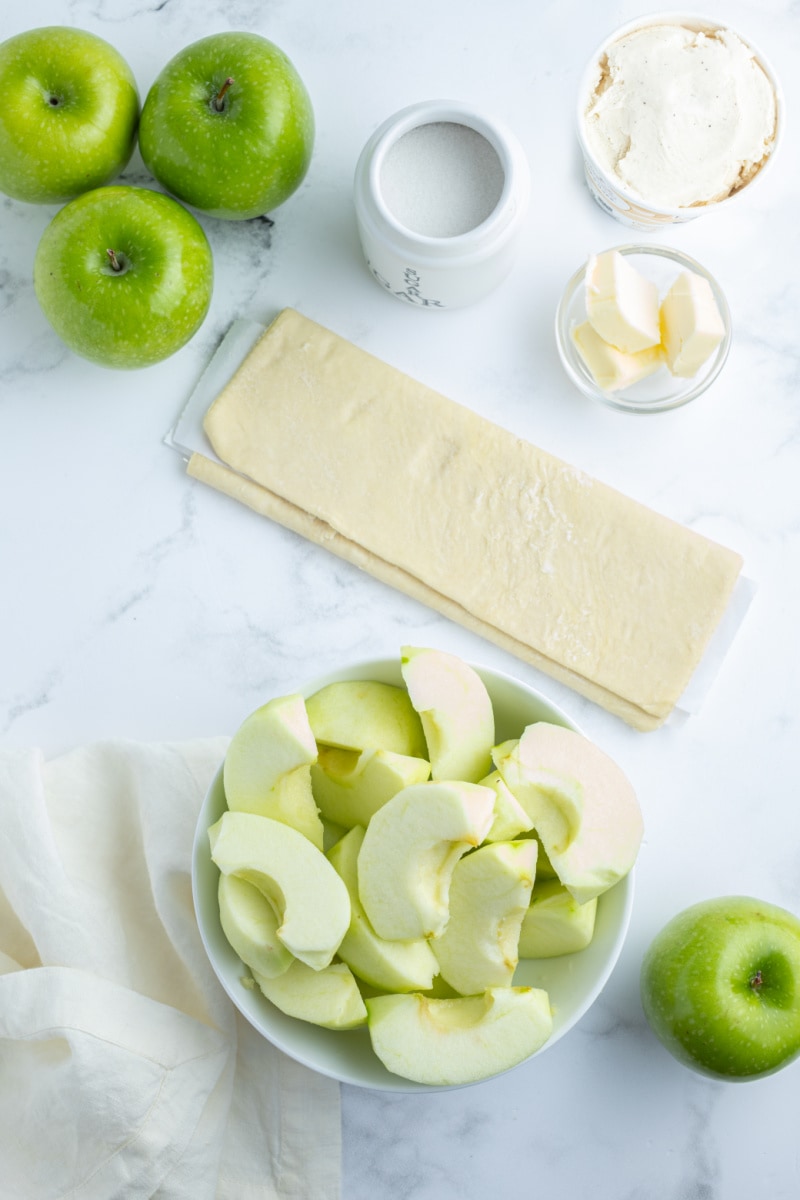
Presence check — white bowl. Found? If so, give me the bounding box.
[191,657,635,1092]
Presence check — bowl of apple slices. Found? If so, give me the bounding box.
[192,647,641,1092]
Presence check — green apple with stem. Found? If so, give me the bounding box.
[33,185,213,369]
[139,31,314,220]
[0,26,139,204]
[641,896,800,1080]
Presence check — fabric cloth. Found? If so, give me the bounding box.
[0,740,341,1200]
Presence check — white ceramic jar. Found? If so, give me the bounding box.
[353,100,530,309]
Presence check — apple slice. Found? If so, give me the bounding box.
[518,879,598,958]
[209,811,349,970]
[431,840,537,994]
[327,826,438,992]
[479,770,534,843]
[400,646,494,782]
[306,679,427,757]
[224,694,323,848]
[494,722,642,904]
[252,960,367,1030]
[357,780,496,940]
[311,745,431,829]
[218,872,293,979]
[365,986,553,1086]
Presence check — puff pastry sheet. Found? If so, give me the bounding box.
[188,308,743,731]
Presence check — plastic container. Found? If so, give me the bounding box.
[354,100,530,309]
[555,244,732,414]
[576,13,784,231]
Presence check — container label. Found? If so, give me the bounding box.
[581,159,698,231]
[370,263,445,308]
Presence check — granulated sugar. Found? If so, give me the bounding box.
[379,121,505,237]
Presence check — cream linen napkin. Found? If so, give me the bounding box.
[0,740,341,1200]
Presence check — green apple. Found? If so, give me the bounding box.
[479,770,534,843]
[641,896,800,1080]
[139,31,314,220]
[357,780,495,941]
[518,879,597,958]
[327,826,438,992]
[310,745,430,829]
[0,26,139,204]
[431,840,536,995]
[365,986,553,1086]
[224,693,323,848]
[306,679,427,758]
[253,959,367,1030]
[33,185,213,369]
[494,722,642,904]
[218,872,293,979]
[209,811,349,970]
[400,646,495,782]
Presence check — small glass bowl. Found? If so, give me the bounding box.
[555,244,732,414]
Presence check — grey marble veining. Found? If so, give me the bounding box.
[3,0,800,1196]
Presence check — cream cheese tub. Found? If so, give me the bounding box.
[577,13,783,230]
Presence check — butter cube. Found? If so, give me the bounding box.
[585,250,660,353]
[572,320,663,393]
[660,270,726,378]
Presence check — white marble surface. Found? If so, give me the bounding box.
[3,0,800,1195]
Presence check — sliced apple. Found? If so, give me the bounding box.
[224,694,323,848]
[494,722,643,904]
[218,872,293,979]
[252,959,367,1029]
[311,745,431,829]
[531,836,558,880]
[431,840,537,994]
[327,826,438,992]
[400,646,494,782]
[357,780,496,941]
[209,811,349,970]
[305,679,427,757]
[365,986,553,1086]
[518,878,598,958]
[479,770,534,842]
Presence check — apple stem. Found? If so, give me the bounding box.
[749,969,763,993]
[213,77,234,112]
[106,249,124,273]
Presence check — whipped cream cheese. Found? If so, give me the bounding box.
[583,24,777,209]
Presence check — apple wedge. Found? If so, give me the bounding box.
[479,770,534,843]
[218,872,293,979]
[518,879,598,958]
[494,722,642,904]
[328,826,438,992]
[311,745,431,829]
[224,694,324,848]
[400,646,494,782]
[365,986,553,1086]
[252,960,367,1030]
[306,679,427,757]
[431,840,537,995]
[209,811,349,970]
[357,780,496,941]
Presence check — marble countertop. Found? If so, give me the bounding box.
[3,0,800,1196]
